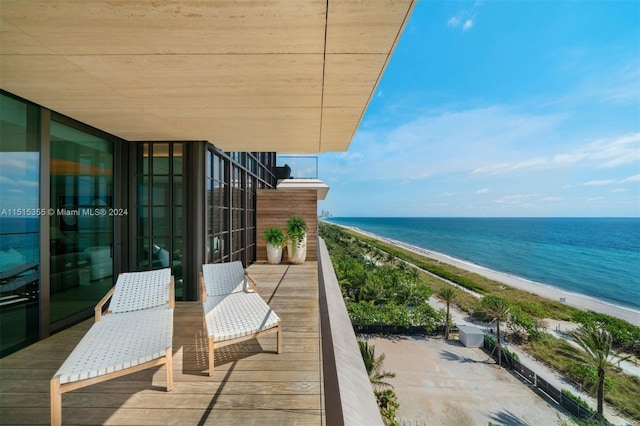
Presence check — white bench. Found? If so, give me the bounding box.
[201,262,282,376]
[50,269,174,426]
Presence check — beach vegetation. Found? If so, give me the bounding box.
[560,390,599,420]
[348,301,442,333]
[484,334,520,362]
[375,389,400,426]
[568,363,615,392]
[320,223,442,334]
[358,340,399,425]
[359,340,396,389]
[438,287,456,340]
[564,325,616,422]
[507,306,542,343]
[482,296,511,367]
[572,311,640,357]
[526,333,640,421]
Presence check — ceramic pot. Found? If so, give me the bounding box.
[266,243,283,264]
[287,233,307,264]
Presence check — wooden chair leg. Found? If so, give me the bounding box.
[277,321,283,354]
[165,348,174,392]
[50,376,62,426]
[208,336,215,377]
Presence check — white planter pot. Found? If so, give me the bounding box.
[266,243,283,264]
[287,233,307,264]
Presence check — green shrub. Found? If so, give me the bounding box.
[572,310,640,354]
[561,389,595,415]
[262,226,286,247]
[375,389,400,426]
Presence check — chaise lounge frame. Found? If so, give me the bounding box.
[200,262,282,376]
[50,269,175,426]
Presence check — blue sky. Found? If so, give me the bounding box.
[318,0,639,217]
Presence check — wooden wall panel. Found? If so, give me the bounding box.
[257,189,318,262]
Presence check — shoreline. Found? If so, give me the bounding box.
[336,224,640,327]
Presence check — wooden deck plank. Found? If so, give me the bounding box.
[0,262,324,425]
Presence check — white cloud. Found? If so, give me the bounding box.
[440,192,456,197]
[0,175,39,188]
[474,133,640,175]
[493,193,542,205]
[447,16,461,28]
[620,174,640,183]
[447,10,476,32]
[577,174,640,187]
[583,179,616,186]
[324,105,566,184]
[612,188,628,193]
[476,188,489,194]
[571,62,640,106]
[0,152,38,172]
[473,157,548,174]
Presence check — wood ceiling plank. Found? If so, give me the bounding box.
[0,0,415,153]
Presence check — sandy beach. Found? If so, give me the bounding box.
[343,226,640,327]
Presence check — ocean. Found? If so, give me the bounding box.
[325,217,640,311]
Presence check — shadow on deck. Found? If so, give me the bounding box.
[0,262,324,425]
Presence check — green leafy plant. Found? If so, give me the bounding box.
[438,287,456,339]
[564,324,618,422]
[262,226,286,247]
[482,296,511,367]
[375,389,400,425]
[286,216,307,255]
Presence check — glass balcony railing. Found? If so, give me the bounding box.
[276,155,318,179]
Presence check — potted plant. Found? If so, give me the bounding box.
[263,226,286,264]
[286,216,307,264]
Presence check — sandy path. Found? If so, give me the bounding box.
[367,335,571,426]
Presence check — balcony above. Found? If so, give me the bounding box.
[276,179,329,201]
[276,156,328,200]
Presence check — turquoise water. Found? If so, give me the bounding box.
[326,217,640,311]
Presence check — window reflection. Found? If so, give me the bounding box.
[0,93,40,356]
[49,120,113,326]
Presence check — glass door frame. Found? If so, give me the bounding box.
[41,111,125,336]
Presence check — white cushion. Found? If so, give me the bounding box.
[109,268,171,313]
[54,307,173,385]
[202,262,247,296]
[204,292,280,342]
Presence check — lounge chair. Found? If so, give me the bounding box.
[201,262,282,376]
[50,268,174,426]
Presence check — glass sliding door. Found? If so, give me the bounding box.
[205,148,229,264]
[0,93,40,356]
[134,143,184,299]
[49,120,113,326]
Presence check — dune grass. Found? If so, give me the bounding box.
[524,334,640,421]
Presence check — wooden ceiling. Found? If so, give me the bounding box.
[0,0,415,153]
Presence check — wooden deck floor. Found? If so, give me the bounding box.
[0,262,324,425]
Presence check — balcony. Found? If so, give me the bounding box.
[277,156,318,180]
[274,156,329,201]
[0,239,380,425]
